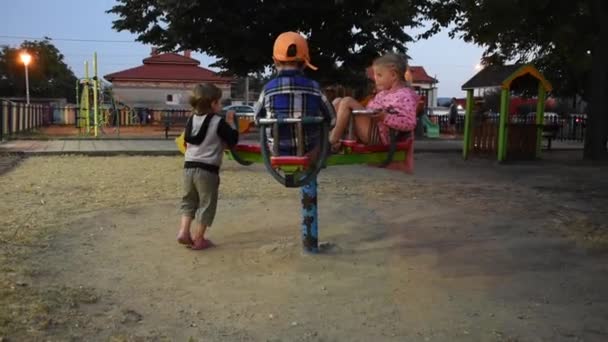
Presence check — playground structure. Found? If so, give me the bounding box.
[175,63,418,253]
[461,64,553,162]
[75,53,100,137]
[173,64,419,253]
[176,110,414,253]
[75,53,148,137]
[413,94,440,138]
[420,114,440,138]
[407,67,441,139]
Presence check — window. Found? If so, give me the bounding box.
[166,93,180,105]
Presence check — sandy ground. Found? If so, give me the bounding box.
[1,152,608,341]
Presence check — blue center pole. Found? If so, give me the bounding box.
[300,177,319,253]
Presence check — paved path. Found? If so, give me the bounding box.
[0,139,583,156]
[0,140,179,156]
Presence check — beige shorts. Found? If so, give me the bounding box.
[180,168,219,226]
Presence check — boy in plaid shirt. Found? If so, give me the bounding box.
[254,31,335,253]
[254,31,335,156]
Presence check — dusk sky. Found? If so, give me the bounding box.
[1,0,485,98]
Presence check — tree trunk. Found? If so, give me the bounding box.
[584,1,608,160]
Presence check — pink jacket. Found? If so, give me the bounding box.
[367,87,419,145]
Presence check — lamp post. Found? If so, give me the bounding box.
[20,52,32,104]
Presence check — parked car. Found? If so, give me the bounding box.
[221,105,255,117]
[436,98,450,107]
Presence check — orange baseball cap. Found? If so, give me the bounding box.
[273,32,318,70]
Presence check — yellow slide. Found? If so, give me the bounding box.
[175,132,186,154]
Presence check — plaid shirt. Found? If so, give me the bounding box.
[254,69,336,156]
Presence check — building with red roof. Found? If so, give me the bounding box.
[104,49,234,109]
[407,66,439,109]
[408,66,438,84]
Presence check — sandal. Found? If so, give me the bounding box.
[189,238,215,250]
[177,233,194,246]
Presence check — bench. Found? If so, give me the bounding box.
[163,112,190,139]
[542,124,560,150]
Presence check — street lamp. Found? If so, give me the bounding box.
[20,52,32,104]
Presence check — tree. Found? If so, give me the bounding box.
[0,40,78,102]
[107,0,421,85]
[422,0,608,160]
[231,73,271,103]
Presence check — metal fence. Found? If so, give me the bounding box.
[427,115,466,134]
[1,101,588,144]
[0,102,196,139]
[51,106,192,127]
[534,114,586,142]
[427,113,586,142]
[1,101,53,140]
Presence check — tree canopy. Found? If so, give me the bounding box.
[108,0,608,159]
[0,40,78,102]
[108,0,421,85]
[422,0,596,99]
[422,0,608,159]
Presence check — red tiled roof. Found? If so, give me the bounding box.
[409,66,438,84]
[104,53,233,84]
[142,53,200,66]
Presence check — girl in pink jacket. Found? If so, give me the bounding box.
[330,53,419,150]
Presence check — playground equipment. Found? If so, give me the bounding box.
[104,88,142,128]
[420,113,440,138]
[461,64,552,162]
[216,111,414,174]
[75,53,132,137]
[176,59,415,252]
[75,53,101,137]
[175,110,414,253]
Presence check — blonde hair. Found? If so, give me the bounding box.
[373,53,409,83]
[189,83,222,113]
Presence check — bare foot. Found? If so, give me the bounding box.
[330,141,342,153]
[190,238,214,250]
[177,231,193,246]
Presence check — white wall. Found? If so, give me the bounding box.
[111,83,232,109]
[413,83,438,108]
